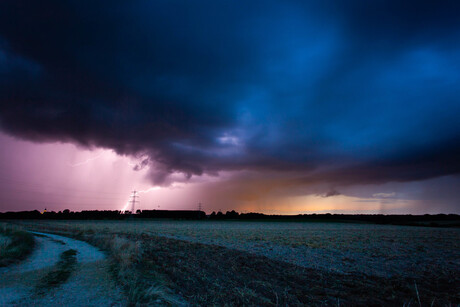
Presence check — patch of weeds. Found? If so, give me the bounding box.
[0,234,11,249]
[105,235,185,305]
[0,227,35,267]
[35,249,78,295]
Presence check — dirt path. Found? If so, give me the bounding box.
[0,232,125,306]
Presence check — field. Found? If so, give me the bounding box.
[2,220,459,306]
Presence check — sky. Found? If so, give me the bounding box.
[0,0,459,214]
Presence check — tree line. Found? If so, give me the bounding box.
[0,209,459,227]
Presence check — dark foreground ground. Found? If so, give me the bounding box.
[139,235,458,306]
[2,220,459,306]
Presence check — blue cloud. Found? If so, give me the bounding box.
[0,0,458,191]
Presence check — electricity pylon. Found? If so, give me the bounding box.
[129,190,139,214]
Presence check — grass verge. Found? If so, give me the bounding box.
[88,234,184,305]
[35,249,78,295]
[0,226,35,267]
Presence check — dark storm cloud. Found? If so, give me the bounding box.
[0,0,459,186]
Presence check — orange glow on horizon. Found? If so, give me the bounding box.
[235,194,413,215]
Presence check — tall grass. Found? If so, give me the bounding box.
[0,234,12,250]
[96,234,184,305]
[0,225,35,267]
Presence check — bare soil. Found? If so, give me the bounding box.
[138,233,460,306]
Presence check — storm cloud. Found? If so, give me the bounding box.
[0,0,459,192]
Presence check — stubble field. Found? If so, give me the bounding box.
[3,220,459,306]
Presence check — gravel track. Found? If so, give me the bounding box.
[0,232,125,306]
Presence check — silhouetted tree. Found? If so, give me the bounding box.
[225,210,239,219]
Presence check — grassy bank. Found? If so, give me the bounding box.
[0,225,35,267]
